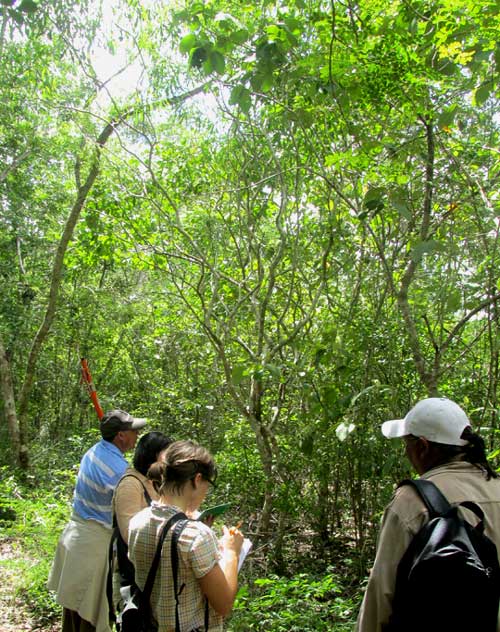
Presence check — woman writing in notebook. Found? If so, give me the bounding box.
[128,440,244,632]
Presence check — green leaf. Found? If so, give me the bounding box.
[301,432,315,456]
[214,11,238,31]
[250,73,263,91]
[239,91,252,113]
[230,29,249,45]
[494,43,500,69]
[267,24,282,42]
[294,108,314,127]
[202,57,213,74]
[264,363,281,379]
[179,33,198,54]
[363,187,385,212]
[437,58,458,76]
[229,85,251,113]
[390,193,411,220]
[351,384,376,406]
[190,46,208,69]
[209,50,225,75]
[446,289,462,311]
[231,365,246,385]
[475,83,492,106]
[284,17,301,34]
[261,73,274,92]
[18,0,38,12]
[411,239,442,262]
[229,85,243,105]
[250,71,274,92]
[437,106,457,130]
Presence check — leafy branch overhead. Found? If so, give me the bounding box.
[175,0,499,114]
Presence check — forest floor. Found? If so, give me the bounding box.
[0,538,58,632]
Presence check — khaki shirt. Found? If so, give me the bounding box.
[112,468,159,542]
[356,461,500,632]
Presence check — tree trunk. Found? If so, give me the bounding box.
[12,121,116,469]
[0,335,28,468]
[248,374,276,537]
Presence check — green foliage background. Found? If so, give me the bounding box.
[0,0,499,628]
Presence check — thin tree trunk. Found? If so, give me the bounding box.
[15,121,116,469]
[396,119,437,395]
[0,334,27,467]
[248,374,276,537]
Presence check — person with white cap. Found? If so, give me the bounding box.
[356,397,500,632]
[48,409,148,632]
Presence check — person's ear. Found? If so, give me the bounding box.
[417,437,430,454]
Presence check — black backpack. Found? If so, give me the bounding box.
[116,473,153,587]
[385,478,500,632]
[107,472,153,628]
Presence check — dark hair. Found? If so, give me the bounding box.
[429,427,498,480]
[148,440,216,495]
[133,431,173,476]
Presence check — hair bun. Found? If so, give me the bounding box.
[147,461,166,483]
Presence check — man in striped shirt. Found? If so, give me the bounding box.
[49,410,147,632]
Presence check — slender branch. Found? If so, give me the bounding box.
[422,314,439,352]
[439,323,488,378]
[395,119,435,388]
[0,7,8,63]
[440,293,500,357]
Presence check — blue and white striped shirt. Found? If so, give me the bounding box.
[72,439,128,528]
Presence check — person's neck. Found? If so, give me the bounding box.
[111,436,127,454]
[160,493,191,513]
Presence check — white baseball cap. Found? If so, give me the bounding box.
[381,397,471,446]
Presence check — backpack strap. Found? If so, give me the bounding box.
[142,511,188,603]
[398,478,451,518]
[170,519,209,632]
[457,500,486,533]
[108,471,154,610]
[399,479,486,529]
[115,473,153,573]
[118,472,153,506]
[171,519,188,632]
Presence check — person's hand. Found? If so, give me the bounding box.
[220,524,244,556]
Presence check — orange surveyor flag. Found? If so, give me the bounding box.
[80,358,104,419]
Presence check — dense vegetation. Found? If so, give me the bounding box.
[0,0,499,628]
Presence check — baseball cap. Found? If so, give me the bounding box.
[100,409,147,440]
[381,397,470,446]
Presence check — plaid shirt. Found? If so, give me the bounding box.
[128,502,223,632]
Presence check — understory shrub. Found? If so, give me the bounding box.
[0,466,69,623]
[227,571,360,631]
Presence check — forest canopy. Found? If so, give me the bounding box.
[0,0,499,628]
